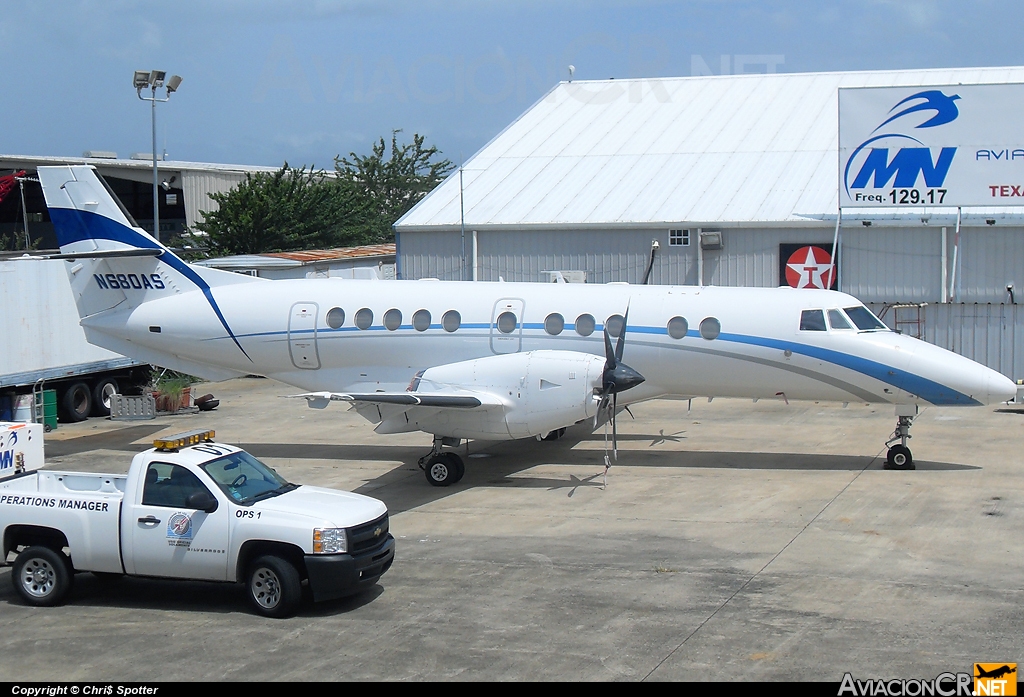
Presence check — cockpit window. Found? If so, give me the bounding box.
[800,309,826,331]
[827,309,852,330]
[843,306,887,331]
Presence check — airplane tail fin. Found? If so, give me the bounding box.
[37,164,255,320]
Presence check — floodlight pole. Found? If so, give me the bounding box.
[135,71,181,243]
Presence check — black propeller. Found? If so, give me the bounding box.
[594,309,645,460]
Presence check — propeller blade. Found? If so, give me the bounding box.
[612,392,618,460]
[615,307,629,364]
[603,325,616,371]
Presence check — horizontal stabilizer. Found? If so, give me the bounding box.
[0,248,164,261]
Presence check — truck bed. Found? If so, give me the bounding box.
[1,470,126,573]
[0,470,127,495]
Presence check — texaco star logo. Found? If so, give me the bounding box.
[784,246,835,289]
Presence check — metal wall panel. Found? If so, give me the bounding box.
[181,171,248,229]
[955,226,1024,304]
[397,230,467,281]
[842,227,942,303]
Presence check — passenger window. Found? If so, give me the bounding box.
[544,313,564,335]
[827,309,852,330]
[442,310,461,333]
[142,463,212,509]
[412,309,431,332]
[496,311,517,334]
[354,308,373,330]
[575,314,595,337]
[383,308,402,331]
[667,316,688,339]
[800,309,827,331]
[699,317,721,340]
[325,307,345,329]
[605,314,624,338]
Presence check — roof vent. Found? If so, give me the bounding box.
[82,150,117,159]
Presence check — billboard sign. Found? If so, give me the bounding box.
[839,84,1024,208]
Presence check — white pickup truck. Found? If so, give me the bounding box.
[0,429,395,617]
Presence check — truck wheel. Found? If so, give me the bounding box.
[91,378,119,417]
[12,546,73,607]
[246,555,301,618]
[61,382,92,422]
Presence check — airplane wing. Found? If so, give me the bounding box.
[287,389,509,434]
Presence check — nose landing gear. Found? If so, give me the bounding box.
[419,435,466,486]
[884,405,918,470]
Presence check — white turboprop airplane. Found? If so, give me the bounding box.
[35,165,1017,485]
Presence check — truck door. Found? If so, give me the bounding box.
[288,302,321,369]
[126,462,230,581]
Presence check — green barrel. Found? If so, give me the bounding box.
[42,389,58,431]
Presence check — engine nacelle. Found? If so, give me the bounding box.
[399,350,605,440]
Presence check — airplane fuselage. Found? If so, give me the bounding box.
[84,277,1009,411]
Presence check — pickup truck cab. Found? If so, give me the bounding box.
[0,429,395,617]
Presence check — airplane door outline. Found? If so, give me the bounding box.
[288,302,321,370]
[490,298,525,355]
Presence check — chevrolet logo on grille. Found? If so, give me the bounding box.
[374,527,383,537]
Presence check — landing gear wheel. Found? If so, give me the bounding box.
[61,382,92,422]
[246,555,302,618]
[444,452,465,483]
[425,453,459,487]
[885,445,915,470]
[91,378,119,417]
[12,546,73,607]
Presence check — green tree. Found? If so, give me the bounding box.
[191,164,373,255]
[336,130,455,242]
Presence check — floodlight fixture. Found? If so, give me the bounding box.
[166,75,182,93]
[133,70,150,89]
[149,70,166,87]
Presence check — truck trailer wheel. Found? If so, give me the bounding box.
[91,378,119,417]
[246,555,301,618]
[61,382,92,422]
[12,546,73,607]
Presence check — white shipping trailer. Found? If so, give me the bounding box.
[0,258,148,422]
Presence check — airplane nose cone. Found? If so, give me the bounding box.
[986,371,1018,405]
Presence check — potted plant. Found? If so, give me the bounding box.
[151,371,195,413]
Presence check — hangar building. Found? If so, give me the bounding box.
[395,66,1024,378]
[0,154,277,247]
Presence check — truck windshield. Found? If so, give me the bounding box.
[201,451,296,505]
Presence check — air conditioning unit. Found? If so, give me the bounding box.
[543,270,587,283]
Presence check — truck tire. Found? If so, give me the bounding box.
[246,555,301,618]
[12,546,73,607]
[91,378,119,417]
[61,382,92,422]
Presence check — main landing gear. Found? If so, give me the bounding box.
[884,404,918,470]
[419,435,465,487]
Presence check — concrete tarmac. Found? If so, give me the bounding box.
[2,377,1022,682]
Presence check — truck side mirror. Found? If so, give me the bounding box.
[187,491,219,513]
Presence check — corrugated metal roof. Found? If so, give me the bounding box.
[396,67,1024,230]
[260,244,396,263]
[197,244,396,269]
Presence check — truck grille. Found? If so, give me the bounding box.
[349,513,389,555]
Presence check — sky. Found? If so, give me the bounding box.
[2,0,1022,169]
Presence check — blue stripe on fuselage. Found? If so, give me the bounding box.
[715,332,979,406]
[48,207,252,362]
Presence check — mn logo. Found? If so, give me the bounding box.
[974,663,1017,696]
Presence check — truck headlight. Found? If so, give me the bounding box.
[313,528,347,554]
